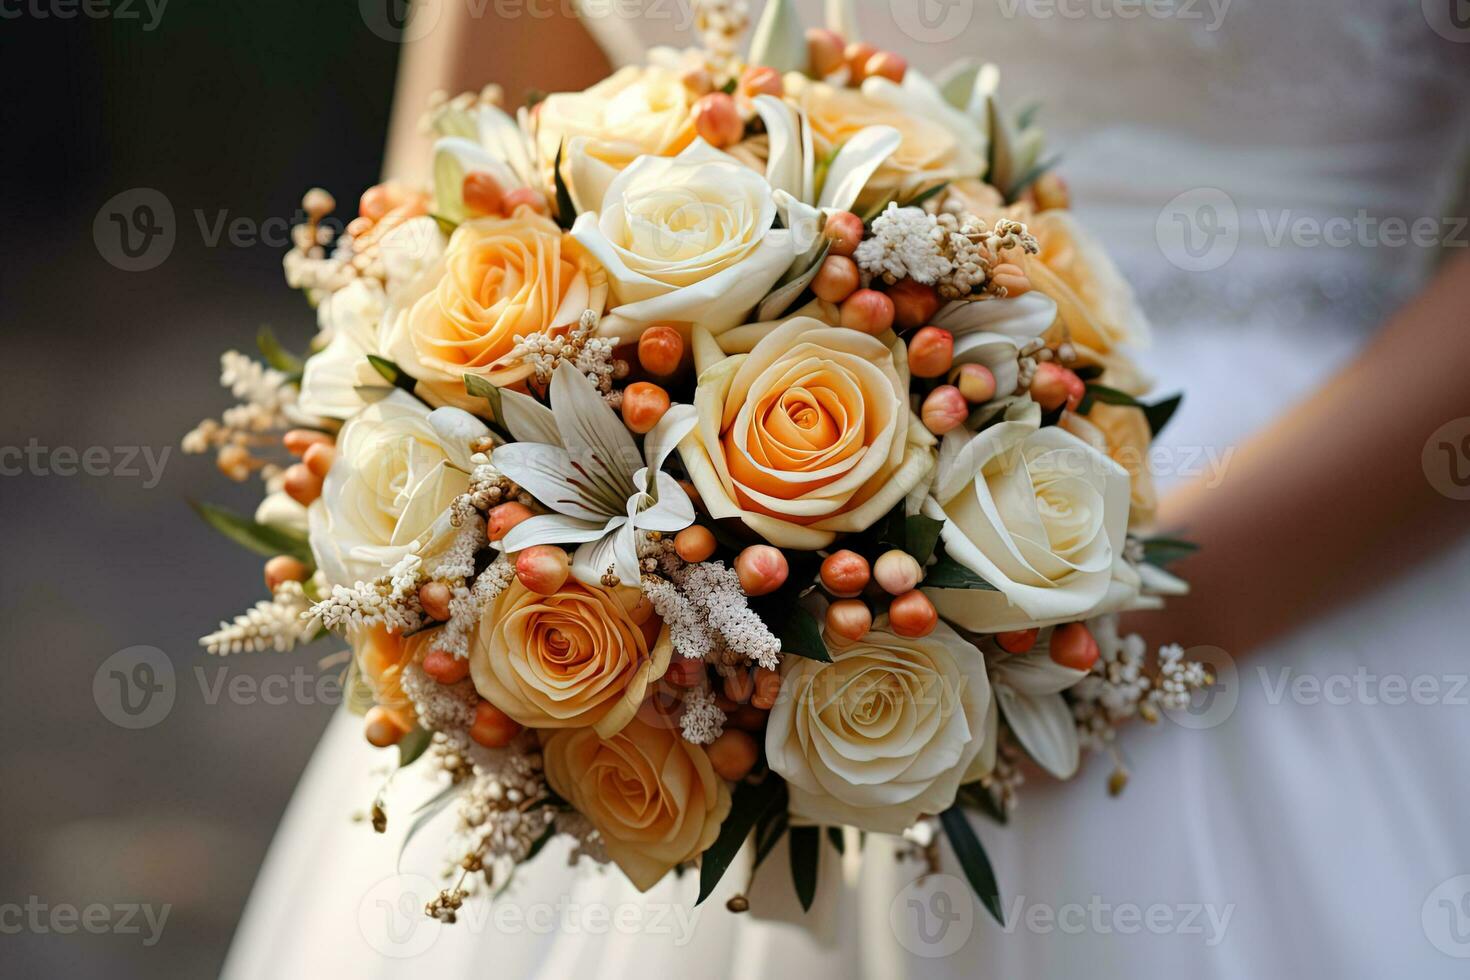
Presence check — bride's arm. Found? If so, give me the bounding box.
[1140,251,1470,656]
[381,11,612,182]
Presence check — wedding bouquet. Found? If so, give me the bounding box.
[184,0,1207,926]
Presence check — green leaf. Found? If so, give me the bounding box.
[1015,101,1043,132]
[1081,383,1143,410]
[1140,535,1199,568]
[367,355,417,393]
[939,805,1005,925]
[905,515,945,565]
[788,825,820,912]
[397,727,432,768]
[396,780,464,871]
[958,782,1009,825]
[552,142,577,231]
[1007,154,1061,202]
[826,826,845,854]
[900,181,950,210]
[1144,393,1183,437]
[752,805,790,870]
[190,501,313,565]
[463,373,504,422]
[922,553,998,591]
[429,213,459,237]
[698,776,787,905]
[766,602,832,662]
[256,325,303,374]
[524,822,557,862]
[747,0,807,73]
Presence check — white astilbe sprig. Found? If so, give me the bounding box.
[439,557,515,659]
[314,577,424,635]
[642,538,781,670]
[200,580,313,654]
[855,204,1041,300]
[512,309,623,399]
[678,686,726,745]
[554,811,608,865]
[401,661,477,733]
[855,204,951,286]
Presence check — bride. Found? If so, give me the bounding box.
[223,2,1470,976]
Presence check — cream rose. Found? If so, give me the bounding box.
[571,140,800,341]
[766,618,992,833]
[537,65,697,213]
[308,391,488,587]
[923,400,1132,632]
[469,579,671,738]
[385,211,605,396]
[678,315,935,549]
[542,717,731,891]
[786,75,982,206]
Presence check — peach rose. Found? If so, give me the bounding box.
[678,315,936,549]
[785,76,981,206]
[1023,208,1149,353]
[388,211,606,394]
[1063,402,1157,528]
[353,624,435,730]
[469,580,671,738]
[542,717,731,891]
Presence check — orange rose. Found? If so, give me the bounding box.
[468,580,670,738]
[679,315,935,549]
[392,210,606,393]
[542,717,731,891]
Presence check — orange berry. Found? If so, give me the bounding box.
[735,545,788,596]
[621,381,671,434]
[740,65,783,98]
[692,92,743,147]
[812,254,860,303]
[751,667,781,710]
[865,51,907,83]
[706,729,759,781]
[1031,362,1083,412]
[888,590,938,638]
[681,67,714,95]
[418,581,452,621]
[283,428,331,456]
[637,324,685,376]
[502,187,547,214]
[302,441,335,478]
[487,501,533,543]
[826,599,872,642]
[823,211,864,256]
[921,385,969,435]
[359,184,395,222]
[1050,622,1100,672]
[907,326,954,378]
[364,706,407,747]
[997,628,1039,654]
[461,171,505,217]
[820,550,871,598]
[888,278,941,329]
[470,700,523,748]
[422,648,471,685]
[845,42,878,82]
[728,705,770,731]
[724,669,755,705]
[282,462,322,506]
[515,545,570,595]
[674,525,717,563]
[957,363,998,403]
[264,555,308,592]
[664,657,706,687]
[839,288,895,335]
[806,28,846,76]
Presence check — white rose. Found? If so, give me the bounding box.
[766,618,991,834]
[308,390,488,587]
[923,400,1132,632]
[571,140,800,341]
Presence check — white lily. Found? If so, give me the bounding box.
[987,631,1087,780]
[429,101,540,224]
[492,363,697,586]
[933,291,1059,397]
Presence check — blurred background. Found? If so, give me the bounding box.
[0,4,603,976]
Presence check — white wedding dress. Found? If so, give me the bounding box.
[223,3,1470,977]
